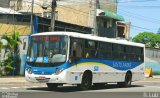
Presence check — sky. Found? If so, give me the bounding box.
[117,0,160,37]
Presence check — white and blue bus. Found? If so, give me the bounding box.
[25,32,145,90]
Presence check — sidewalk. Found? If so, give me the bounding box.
[152,75,160,79]
[0,77,26,83]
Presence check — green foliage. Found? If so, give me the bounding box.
[132,32,160,48]
[0,41,2,50]
[0,31,22,76]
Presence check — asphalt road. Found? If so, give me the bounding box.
[0,78,160,98]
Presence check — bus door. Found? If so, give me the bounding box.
[69,38,83,65]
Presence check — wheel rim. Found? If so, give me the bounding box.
[83,76,90,88]
[126,74,131,86]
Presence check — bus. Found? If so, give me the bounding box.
[25,32,145,90]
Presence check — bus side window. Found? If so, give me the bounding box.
[72,42,77,57]
[71,41,82,58]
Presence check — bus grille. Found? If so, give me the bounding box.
[33,71,53,75]
[36,78,50,82]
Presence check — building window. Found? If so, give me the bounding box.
[102,19,113,28]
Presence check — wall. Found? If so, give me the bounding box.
[0,14,30,35]
[19,36,28,75]
[145,48,160,75]
[9,0,117,27]
[0,0,10,8]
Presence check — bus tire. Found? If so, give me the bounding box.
[117,72,132,87]
[46,83,58,90]
[80,71,92,90]
[124,72,132,87]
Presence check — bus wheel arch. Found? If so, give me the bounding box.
[79,70,93,90]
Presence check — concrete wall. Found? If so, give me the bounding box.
[0,14,30,35]
[145,48,160,75]
[9,0,117,27]
[19,36,28,75]
[0,23,30,35]
[0,0,10,8]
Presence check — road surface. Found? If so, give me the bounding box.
[0,78,159,98]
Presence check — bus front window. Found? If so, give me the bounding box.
[26,35,68,67]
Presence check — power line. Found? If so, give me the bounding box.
[118,9,160,24]
[117,0,158,3]
[131,24,154,31]
[118,5,160,8]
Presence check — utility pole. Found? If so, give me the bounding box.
[50,0,57,32]
[30,0,34,34]
[89,0,97,35]
[116,0,118,13]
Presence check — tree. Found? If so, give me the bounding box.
[157,28,160,34]
[154,34,160,48]
[1,31,22,75]
[0,41,2,50]
[132,32,159,48]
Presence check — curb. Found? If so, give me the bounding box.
[152,76,160,79]
[0,77,26,83]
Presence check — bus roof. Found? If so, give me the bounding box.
[32,32,145,47]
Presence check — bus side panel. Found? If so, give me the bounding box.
[65,62,144,84]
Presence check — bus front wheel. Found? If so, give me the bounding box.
[46,83,58,90]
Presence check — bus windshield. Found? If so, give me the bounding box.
[26,35,68,67]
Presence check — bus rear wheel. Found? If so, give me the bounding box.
[124,72,132,87]
[79,72,92,90]
[46,83,58,90]
[117,72,132,87]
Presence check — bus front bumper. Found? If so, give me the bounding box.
[25,70,67,83]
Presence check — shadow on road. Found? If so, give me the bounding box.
[27,84,144,92]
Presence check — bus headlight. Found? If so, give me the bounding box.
[54,68,64,75]
[25,68,32,74]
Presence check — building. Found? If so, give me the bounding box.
[0,0,10,8]
[0,13,92,75]
[117,22,131,39]
[0,0,128,75]
[8,0,126,38]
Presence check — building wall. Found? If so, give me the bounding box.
[8,0,117,27]
[145,48,160,75]
[0,0,10,8]
[99,0,117,13]
[0,14,30,35]
[0,23,30,35]
[117,22,131,39]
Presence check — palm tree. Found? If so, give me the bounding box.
[0,41,2,50]
[1,31,22,75]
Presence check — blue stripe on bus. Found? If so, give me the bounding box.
[80,59,143,71]
[25,59,143,75]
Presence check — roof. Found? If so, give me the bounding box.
[0,7,21,14]
[97,9,124,21]
[32,32,144,47]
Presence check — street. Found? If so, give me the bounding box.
[0,77,160,98]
